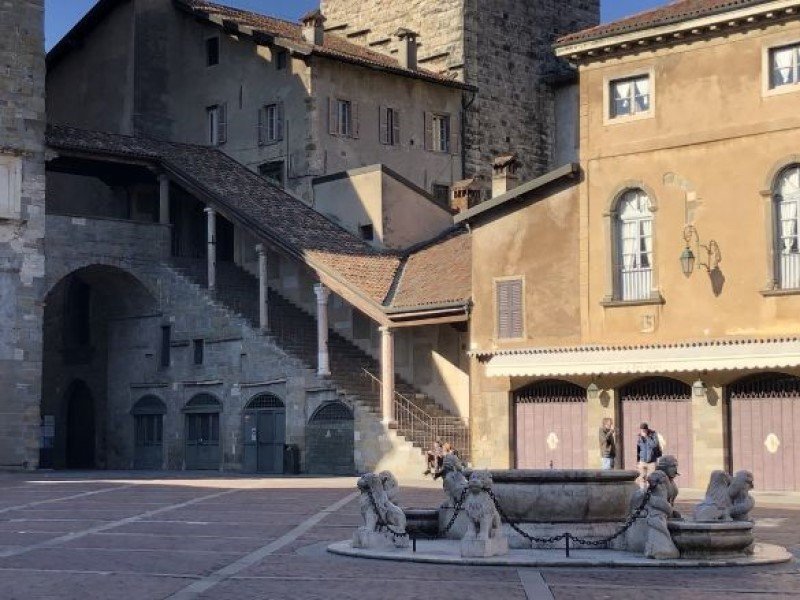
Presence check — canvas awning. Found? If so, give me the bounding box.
[480,338,800,378]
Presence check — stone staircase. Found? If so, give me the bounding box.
[169,259,469,461]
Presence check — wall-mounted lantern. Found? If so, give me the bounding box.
[692,379,708,398]
[587,382,600,400]
[681,225,721,277]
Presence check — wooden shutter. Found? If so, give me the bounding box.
[450,112,460,156]
[276,102,285,141]
[328,97,338,135]
[257,106,265,146]
[379,106,389,145]
[351,101,359,139]
[217,102,227,144]
[497,279,524,340]
[424,111,433,151]
[392,109,401,146]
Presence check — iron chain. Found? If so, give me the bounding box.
[366,487,409,540]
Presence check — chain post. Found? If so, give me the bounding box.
[565,533,570,558]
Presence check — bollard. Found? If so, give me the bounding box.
[565,533,570,558]
[412,535,417,553]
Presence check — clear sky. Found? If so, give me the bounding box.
[45,0,669,51]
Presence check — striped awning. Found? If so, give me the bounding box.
[481,338,800,378]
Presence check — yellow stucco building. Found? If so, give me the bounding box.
[461,0,800,491]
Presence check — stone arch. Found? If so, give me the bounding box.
[306,401,355,475]
[41,265,159,470]
[605,180,660,216]
[762,155,800,194]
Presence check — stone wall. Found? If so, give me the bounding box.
[0,0,46,469]
[321,0,599,183]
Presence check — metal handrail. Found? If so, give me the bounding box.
[362,368,470,461]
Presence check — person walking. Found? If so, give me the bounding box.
[636,422,662,489]
[599,417,616,470]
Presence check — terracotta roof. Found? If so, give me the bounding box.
[390,230,472,311]
[46,125,402,306]
[175,0,469,89]
[556,0,770,46]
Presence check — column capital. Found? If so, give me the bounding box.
[255,243,266,256]
[313,282,330,303]
[379,326,394,336]
[158,172,170,183]
[204,206,216,215]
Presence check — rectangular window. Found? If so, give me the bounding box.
[329,98,359,138]
[193,339,204,365]
[425,112,451,153]
[258,160,285,188]
[160,325,171,368]
[0,156,21,219]
[380,106,400,145]
[432,184,450,208]
[207,104,226,146]
[610,75,651,119]
[276,49,288,70]
[770,43,800,89]
[496,279,524,340]
[359,223,374,241]
[258,103,284,145]
[206,37,220,67]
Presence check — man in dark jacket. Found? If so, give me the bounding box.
[636,422,662,489]
[599,418,616,470]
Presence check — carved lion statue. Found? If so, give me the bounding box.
[357,472,407,541]
[440,453,468,507]
[694,470,733,522]
[462,471,503,542]
[729,470,755,522]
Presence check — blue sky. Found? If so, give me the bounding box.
[45,0,668,50]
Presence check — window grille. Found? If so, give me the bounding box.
[515,380,586,404]
[729,373,800,399]
[620,378,691,401]
[244,394,285,410]
[310,402,353,422]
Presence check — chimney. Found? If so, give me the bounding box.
[394,28,418,70]
[300,9,326,46]
[450,177,485,213]
[492,153,520,198]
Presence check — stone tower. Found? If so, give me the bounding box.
[321,0,600,185]
[0,0,46,468]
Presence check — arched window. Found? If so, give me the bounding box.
[616,189,654,301]
[775,166,800,289]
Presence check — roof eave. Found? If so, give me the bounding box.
[555,1,800,62]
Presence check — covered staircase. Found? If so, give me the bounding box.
[169,259,470,462]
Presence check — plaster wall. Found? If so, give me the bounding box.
[578,20,800,345]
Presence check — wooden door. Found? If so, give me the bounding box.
[514,381,587,470]
[134,414,163,470]
[306,403,355,475]
[185,413,220,470]
[620,378,693,485]
[730,375,800,492]
[257,409,285,474]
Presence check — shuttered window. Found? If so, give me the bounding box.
[258,102,284,145]
[379,106,400,145]
[496,278,524,340]
[207,104,227,146]
[329,98,359,138]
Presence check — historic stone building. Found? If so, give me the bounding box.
[463,0,800,492]
[0,0,46,469]
[320,0,600,185]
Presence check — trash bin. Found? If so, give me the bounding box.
[283,444,300,475]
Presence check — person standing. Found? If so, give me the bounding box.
[599,417,616,470]
[636,422,662,489]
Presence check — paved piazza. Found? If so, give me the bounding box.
[0,473,797,599]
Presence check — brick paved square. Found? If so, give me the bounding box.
[0,474,797,600]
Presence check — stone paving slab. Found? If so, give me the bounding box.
[0,473,797,599]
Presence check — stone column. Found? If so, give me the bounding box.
[691,380,725,489]
[158,174,170,225]
[313,283,331,376]
[379,326,395,425]
[255,244,269,332]
[204,207,217,291]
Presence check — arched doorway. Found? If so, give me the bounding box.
[306,402,354,475]
[65,380,95,469]
[242,394,285,474]
[131,396,166,470]
[729,373,800,492]
[620,377,693,483]
[42,265,157,470]
[513,380,587,469]
[183,394,222,470]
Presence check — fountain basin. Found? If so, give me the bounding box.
[668,521,755,558]
[484,469,639,523]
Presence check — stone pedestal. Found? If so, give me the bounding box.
[352,529,409,550]
[461,535,509,558]
[668,521,754,558]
